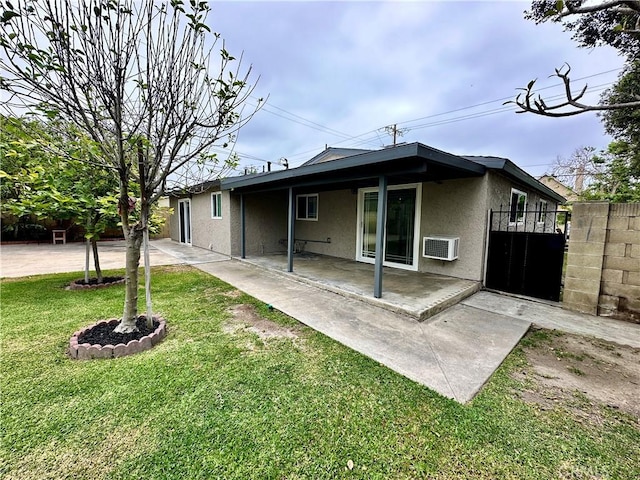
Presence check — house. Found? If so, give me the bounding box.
[169,142,565,300]
[538,175,579,205]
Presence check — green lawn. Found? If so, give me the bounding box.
[1,266,638,479]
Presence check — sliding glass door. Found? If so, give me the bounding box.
[357,184,420,270]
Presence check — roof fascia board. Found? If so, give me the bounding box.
[501,160,566,203]
[226,164,431,195]
[222,142,484,191]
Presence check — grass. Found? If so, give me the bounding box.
[1,266,639,479]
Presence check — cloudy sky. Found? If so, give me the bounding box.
[205,0,624,179]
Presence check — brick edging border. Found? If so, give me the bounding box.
[68,316,167,360]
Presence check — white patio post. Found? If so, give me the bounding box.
[374,175,388,298]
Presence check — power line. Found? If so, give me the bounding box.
[397,68,622,127]
[239,68,621,166]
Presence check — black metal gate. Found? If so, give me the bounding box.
[486,208,570,301]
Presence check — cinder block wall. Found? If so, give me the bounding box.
[563,202,639,323]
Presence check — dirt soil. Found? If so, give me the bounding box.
[514,328,640,421]
[225,304,301,341]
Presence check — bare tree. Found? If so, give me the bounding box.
[0,0,261,332]
[509,0,640,117]
[547,146,606,192]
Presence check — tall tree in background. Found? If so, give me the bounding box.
[600,60,640,175]
[511,0,640,116]
[547,145,605,193]
[584,140,640,202]
[0,0,261,332]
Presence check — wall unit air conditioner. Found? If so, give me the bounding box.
[423,236,459,261]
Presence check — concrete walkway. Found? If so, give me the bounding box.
[462,291,640,349]
[3,239,639,402]
[192,258,531,403]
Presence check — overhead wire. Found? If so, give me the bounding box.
[217,67,622,169]
[282,76,620,163]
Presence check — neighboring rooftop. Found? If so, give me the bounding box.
[538,175,579,203]
[300,147,373,166]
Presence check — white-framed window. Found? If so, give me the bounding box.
[296,193,318,221]
[537,200,548,224]
[509,188,527,224]
[211,192,222,219]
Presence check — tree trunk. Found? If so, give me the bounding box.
[142,213,153,329]
[114,225,143,333]
[91,238,103,283]
[84,239,90,284]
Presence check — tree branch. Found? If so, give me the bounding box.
[508,63,640,117]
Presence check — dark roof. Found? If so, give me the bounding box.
[214,143,564,203]
[222,142,485,193]
[462,156,565,203]
[301,147,373,166]
[167,179,221,197]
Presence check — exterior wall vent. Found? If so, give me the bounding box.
[423,236,459,261]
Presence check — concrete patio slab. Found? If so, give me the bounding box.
[242,253,480,321]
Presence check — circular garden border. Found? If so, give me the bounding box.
[69,316,167,360]
[67,276,125,290]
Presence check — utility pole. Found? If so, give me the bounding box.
[383,124,408,146]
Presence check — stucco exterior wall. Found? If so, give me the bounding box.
[169,196,180,242]
[486,172,560,233]
[169,190,233,255]
[418,176,489,281]
[294,189,358,259]
[239,191,289,256]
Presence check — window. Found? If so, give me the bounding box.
[509,189,527,224]
[537,200,548,224]
[296,194,318,221]
[211,192,222,219]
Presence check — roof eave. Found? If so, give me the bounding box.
[501,160,566,204]
[222,142,485,191]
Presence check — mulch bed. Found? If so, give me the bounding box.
[68,276,125,290]
[78,316,160,347]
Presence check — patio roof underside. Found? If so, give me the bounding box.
[222,143,486,195]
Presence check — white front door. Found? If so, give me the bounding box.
[356,184,421,270]
[178,199,192,245]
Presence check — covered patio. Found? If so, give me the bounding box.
[224,143,487,304]
[240,252,480,321]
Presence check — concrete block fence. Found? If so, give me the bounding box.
[564,202,639,323]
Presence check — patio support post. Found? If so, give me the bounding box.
[240,194,246,259]
[374,174,388,298]
[287,187,295,272]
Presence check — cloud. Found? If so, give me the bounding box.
[209,1,625,175]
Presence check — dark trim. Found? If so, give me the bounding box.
[240,194,246,259]
[464,156,566,204]
[222,142,485,192]
[287,188,295,272]
[374,175,388,299]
